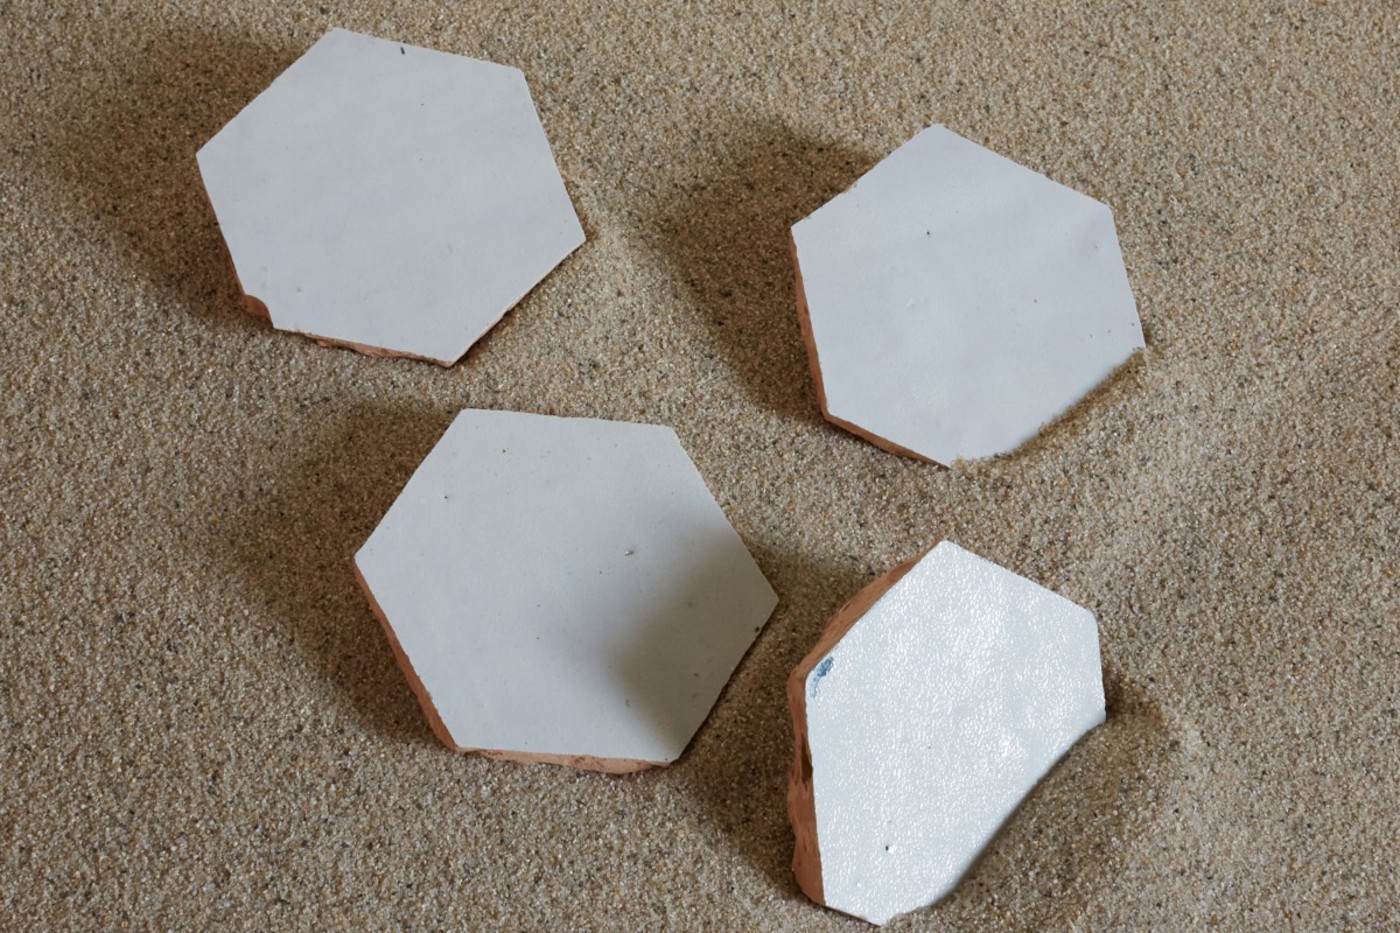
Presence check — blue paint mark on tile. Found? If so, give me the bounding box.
[809,656,834,697]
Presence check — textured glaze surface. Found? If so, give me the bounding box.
[197,28,584,364]
[797,541,1105,924]
[355,409,777,768]
[791,124,1144,464]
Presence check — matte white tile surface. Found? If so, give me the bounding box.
[198,28,584,364]
[355,410,777,771]
[792,125,1144,464]
[788,541,1105,924]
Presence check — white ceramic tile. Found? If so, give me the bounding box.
[198,28,584,365]
[792,125,1143,464]
[355,409,778,771]
[788,541,1105,924]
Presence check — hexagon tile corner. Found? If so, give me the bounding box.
[354,409,778,773]
[197,28,585,365]
[786,541,1105,925]
[791,124,1144,465]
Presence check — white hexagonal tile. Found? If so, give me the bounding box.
[355,409,778,772]
[787,541,1105,925]
[198,28,584,365]
[792,125,1144,464]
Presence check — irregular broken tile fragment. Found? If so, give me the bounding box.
[787,541,1105,924]
[198,28,584,364]
[356,409,778,772]
[791,124,1144,464]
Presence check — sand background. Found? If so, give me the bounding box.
[2,1,1396,928]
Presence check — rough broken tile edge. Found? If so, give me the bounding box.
[790,235,943,466]
[785,546,930,909]
[352,563,662,774]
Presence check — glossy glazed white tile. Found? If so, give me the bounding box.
[198,28,584,365]
[355,409,778,772]
[791,124,1143,464]
[788,541,1105,924]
